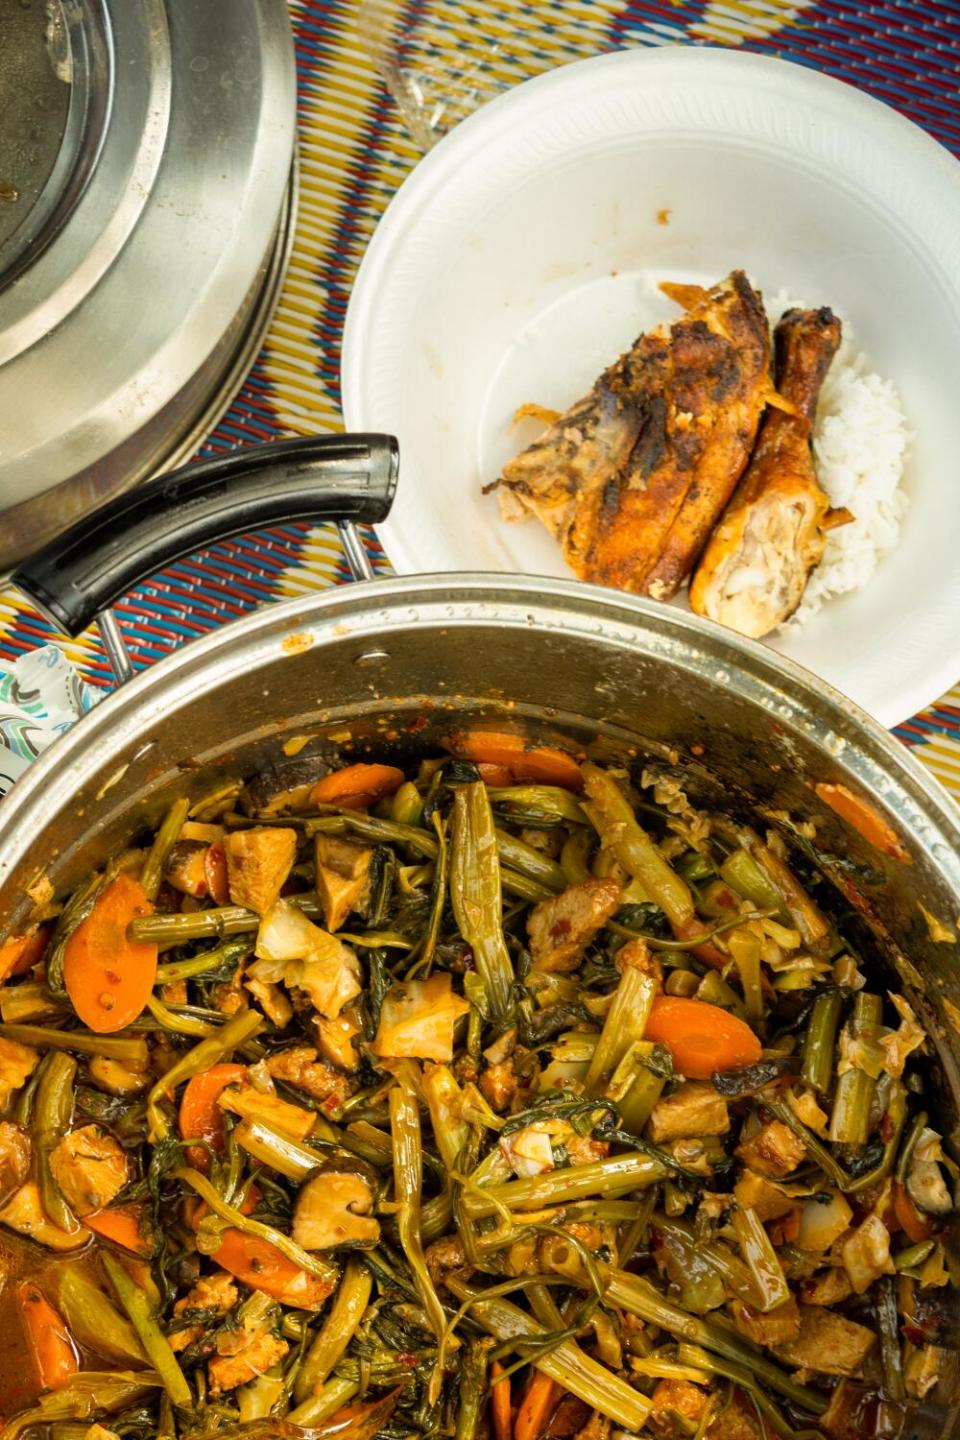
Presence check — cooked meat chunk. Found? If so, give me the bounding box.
[527,878,621,972]
[223,827,297,915]
[647,1082,729,1144]
[210,968,245,1016]
[208,1327,289,1394]
[292,1168,379,1250]
[49,1125,128,1217]
[729,1296,801,1346]
[0,1181,89,1249]
[0,1121,30,1207]
[735,1120,805,1178]
[425,1233,470,1287]
[218,1086,316,1141]
[705,1390,767,1440]
[572,1410,609,1440]
[691,307,842,637]
[170,1270,238,1352]
[773,1304,875,1377]
[497,271,770,601]
[0,1036,39,1109]
[733,1169,795,1223]
[265,1046,353,1110]
[480,1059,518,1112]
[650,1379,707,1423]
[315,835,374,932]
[799,1267,854,1307]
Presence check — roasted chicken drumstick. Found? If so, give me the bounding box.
[689,306,842,637]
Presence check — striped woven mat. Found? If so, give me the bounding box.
[2,0,959,794]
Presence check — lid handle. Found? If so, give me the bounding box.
[13,434,398,638]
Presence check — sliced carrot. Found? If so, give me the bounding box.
[0,926,50,983]
[309,763,405,811]
[490,1360,514,1440]
[514,1367,562,1440]
[178,1062,248,1170]
[892,1181,934,1243]
[62,872,158,1032]
[445,729,583,791]
[815,783,911,864]
[17,1283,77,1391]
[212,1227,334,1309]
[644,994,762,1078]
[477,762,516,787]
[204,842,231,905]
[85,1203,154,1257]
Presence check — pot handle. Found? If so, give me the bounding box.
[13,433,398,648]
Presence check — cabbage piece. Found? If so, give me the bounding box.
[251,899,362,1019]
[879,993,926,1079]
[796,1190,853,1254]
[841,1213,895,1293]
[370,973,470,1062]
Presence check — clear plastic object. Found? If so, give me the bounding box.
[356,0,615,150]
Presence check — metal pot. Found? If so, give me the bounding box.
[1,434,959,1421]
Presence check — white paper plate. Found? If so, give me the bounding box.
[342,48,960,727]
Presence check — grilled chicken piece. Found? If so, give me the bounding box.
[497,271,771,599]
[170,1270,238,1353]
[49,1125,129,1216]
[773,1304,875,1377]
[690,306,842,636]
[223,826,298,915]
[646,1082,729,1144]
[0,1037,39,1109]
[265,1045,354,1109]
[208,1327,289,1394]
[735,1119,805,1178]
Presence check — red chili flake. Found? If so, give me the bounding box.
[407,715,429,733]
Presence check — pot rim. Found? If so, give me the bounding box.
[2,572,959,892]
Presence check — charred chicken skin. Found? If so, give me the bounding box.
[496,270,771,599]
[689,306,842,637]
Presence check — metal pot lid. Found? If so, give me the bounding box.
[0,0,296,568]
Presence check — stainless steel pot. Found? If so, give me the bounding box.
[1,434,959,1420]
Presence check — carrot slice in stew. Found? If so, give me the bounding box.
[892,1180,934,1243]
[212,1228,334,1309]
[18,1283,77,1391]
[444,730,583,791]
[62,872,158,1032]
[490,1360,514,1440]
[644,994,762,1078]
[477,762,516,787]
[815,782,911,864]
[85,1204,154,1257]
[179,1062,248,1169]
[309,763,405,811]
[514,1368,562,1440]
[0,926,49,983]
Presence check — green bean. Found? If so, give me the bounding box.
[581,764,693,926]
[145,995,218,1037]
[294,1258,372,1403]
[876,1276,905,1401]
[35,1051,80,1233]
[583,966,657,1095]
[234,1118,320,1180]
[655,1217,760,1308]
[287,1376,360,1427]
[155,937,251,985]
[140,798,190,902]
[389,1075,448,1395]
[130,905,258,945]
[445,1276,651,1431]
[406,813,448,979]
[331,812,438,859]
[101,1253,192,1408]
[0,1023,148,1062]
[490,786,588,825]
[450,783,514,1019]
[0,983,66,1024]
[57,1267,148,1367]
[500,869,553,904]
[895,1239,935,1271]
[173,1167,337,1284]
[604,1270,826,1416]
[560,827,593,885]
[801,989,843,1096]
[828,992,882,1146]
[463,1152,668,1219]
[146,1007,263,1140]
[719,850,787,919]
[606,1044,666,1132]
[494,828,566,893]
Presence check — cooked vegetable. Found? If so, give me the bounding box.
[63,873,158,1033]
[643,994,762,1078]
[18,1284,77,1391]
[0,741,949,1439]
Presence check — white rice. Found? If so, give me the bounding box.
[764,291,910,630]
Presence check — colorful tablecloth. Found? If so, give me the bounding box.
[2,0,959,792]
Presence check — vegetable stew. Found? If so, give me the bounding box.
[0,736,955,1440]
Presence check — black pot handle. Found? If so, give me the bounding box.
[13,434,399,638]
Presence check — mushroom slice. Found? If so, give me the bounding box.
[240,756,336,817]
[292,1159,380,1251]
